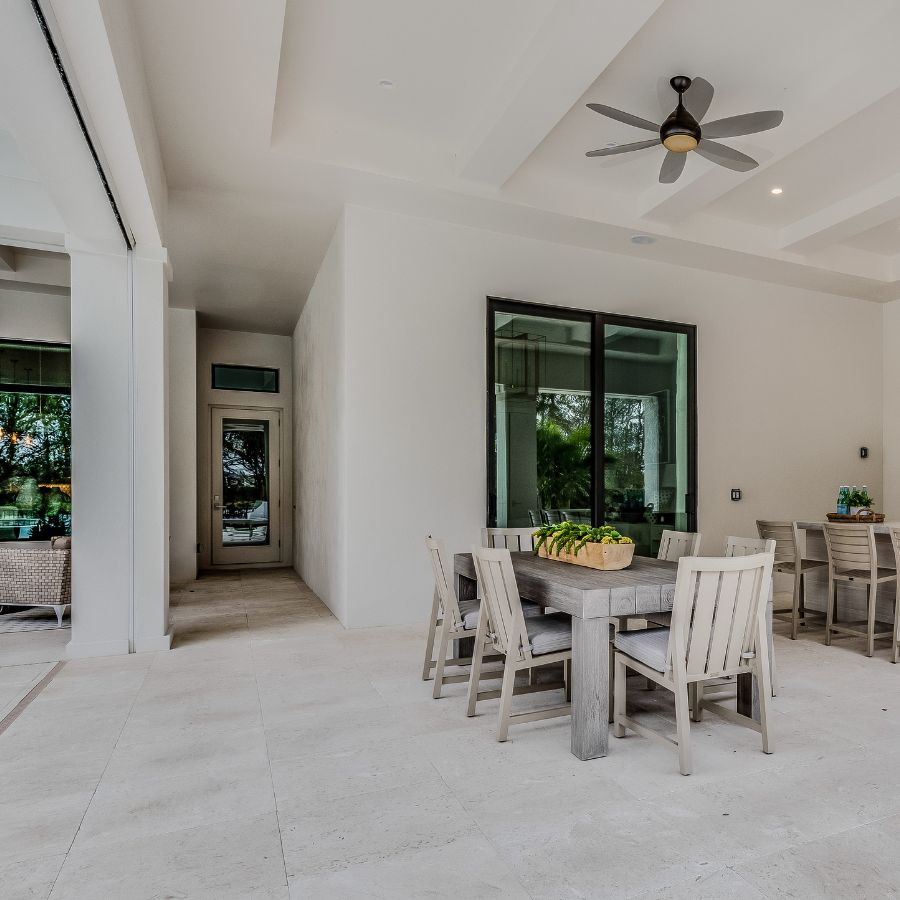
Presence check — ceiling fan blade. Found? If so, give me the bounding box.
[695,139,758,172]
[683,77,714,121]
[659,150,687,183]
[586,103,659,133]
[702,110,784,139]
[586,139,659,157]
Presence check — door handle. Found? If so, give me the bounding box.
[213,494,223,510]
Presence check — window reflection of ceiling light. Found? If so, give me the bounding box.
[770,186,783,195]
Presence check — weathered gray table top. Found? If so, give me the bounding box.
[454,552,677,620]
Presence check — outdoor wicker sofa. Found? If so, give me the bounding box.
[0,542,72,626]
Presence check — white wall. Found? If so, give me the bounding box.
[293,218,347,623]
[196,327,293,570]
[0,287,70,342]
[168,307,197,583]
[338,205,883,626]
[883,299,900,518]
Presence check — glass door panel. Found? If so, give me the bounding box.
[603,324,691,556]
[491,310,592,528]
[211,407,281,564]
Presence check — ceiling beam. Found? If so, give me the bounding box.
[0,246,15,271]
[779,172,900,254]
[457,0,663,188]
[637,28,900,224]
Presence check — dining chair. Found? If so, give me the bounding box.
[647,535,779,696]
[467,547,572,740]
[757,520,828,640]
[613,551,775,775]
[423,537,543,698]
[620,529,702,703]
[888,527,900,664]
[643,529,702,627]
[657,529,702,562]
[481,527,537,551]
[724,536,778,696]
[823,523,897,657]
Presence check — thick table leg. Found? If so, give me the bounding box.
[571,615,609,760]
[454,573,477,660]
[736,673,761,722]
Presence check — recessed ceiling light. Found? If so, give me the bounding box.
[378,79,395,89]
[630,234,656,245]
[770,186,783,195]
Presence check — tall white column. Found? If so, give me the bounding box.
[66,239,133,657]
[65,238,171,657]
[132,248,172,652]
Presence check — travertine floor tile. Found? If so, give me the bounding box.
[1,569,898,899]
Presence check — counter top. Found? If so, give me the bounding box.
[798,520,900,534]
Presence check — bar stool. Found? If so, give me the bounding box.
[823,523,897,658]
[757,520,828,640]
[886,527,900,664]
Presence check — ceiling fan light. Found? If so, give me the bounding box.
[662,133,698,152]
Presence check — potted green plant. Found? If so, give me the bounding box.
[847,488,875,516]
[533,522,635,571]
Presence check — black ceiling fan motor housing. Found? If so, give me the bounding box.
[660,76,701,151]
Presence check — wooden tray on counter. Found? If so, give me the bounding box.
[826,512,885,523]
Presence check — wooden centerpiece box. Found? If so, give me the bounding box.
[534,524,635,571]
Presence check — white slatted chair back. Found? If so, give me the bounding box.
[657,529,701,561]
[482,527,537,552]
[823,523,877,575]
[756,520,800,566]
[425,536,464,628]
[889,526,900,569]
[725,536,776,559]
[669,552,774,680]
[472,546,530,661]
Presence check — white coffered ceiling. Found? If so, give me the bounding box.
[127,0,900,332]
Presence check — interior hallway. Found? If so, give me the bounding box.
[2,570,900,898]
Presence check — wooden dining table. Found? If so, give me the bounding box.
[454,551,761,761]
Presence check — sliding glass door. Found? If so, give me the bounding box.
[488,300,696,555]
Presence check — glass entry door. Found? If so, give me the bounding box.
[488,300,696,554]
[211,407,281,565]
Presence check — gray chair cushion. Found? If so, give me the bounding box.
[460,599,542,630]
[526,612,572,655]
[614,627,670,672]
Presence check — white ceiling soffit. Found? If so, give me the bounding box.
[127,0,900,332]
[0,1,121,248]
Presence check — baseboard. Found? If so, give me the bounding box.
[133,629,173,653]
[65,638,130,659]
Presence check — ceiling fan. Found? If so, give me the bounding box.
[585,76,783,184]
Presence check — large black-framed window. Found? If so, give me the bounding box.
[0,339,72,541]
[487,297,697,555]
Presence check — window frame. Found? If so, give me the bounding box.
[486,296,697,531]
[0,338,71,395]
[211,363,279,394]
